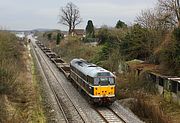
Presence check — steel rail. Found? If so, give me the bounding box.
[31,43,69,123]
[108,107,126,123]
[95,107,126,123]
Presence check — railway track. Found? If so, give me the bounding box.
[31,43,68,122]
[34,41,128,123]
[95,107,126,123]
[31,43,69,122]
[30,39,143,123]
[31,42,87,123]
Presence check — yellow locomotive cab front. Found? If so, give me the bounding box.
[94,85,115,97]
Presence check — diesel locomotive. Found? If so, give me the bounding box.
[70,58,116,105]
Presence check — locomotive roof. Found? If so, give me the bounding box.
[70,58,114,77]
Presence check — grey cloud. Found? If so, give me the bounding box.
[0,0,156,30]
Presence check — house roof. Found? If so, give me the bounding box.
[73,29,85,35]
[61,31,68,35]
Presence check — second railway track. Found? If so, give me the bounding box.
[95,107,126,123]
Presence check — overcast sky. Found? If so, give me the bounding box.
[0,0,157,30]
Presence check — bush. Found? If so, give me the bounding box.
[155,30,180,75]
[173,27,180,41]
[120,24,159,61]
[53,36,100,62]
[0,32,23,95]
[82,37,98,43]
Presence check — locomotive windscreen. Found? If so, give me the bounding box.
[99,78,109,85]
[94,77,115,86]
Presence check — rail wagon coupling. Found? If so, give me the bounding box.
[46,52,57,59]
[57,63,70,78]
[43,48,51,53]
[52,57,65,64]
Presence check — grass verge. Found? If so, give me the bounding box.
[116,71,180,123]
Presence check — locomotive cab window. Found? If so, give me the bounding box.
[109,78,114,84]
[94,78,99,85]
[99,78,109,86]
[88,76,93,85]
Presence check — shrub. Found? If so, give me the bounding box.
[0,32,23,95]
[53,36,100,62]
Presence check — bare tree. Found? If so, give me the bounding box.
[59,2,82,34]
[158,0,180,27]
[136,9,158,30]
[136,7,176,31]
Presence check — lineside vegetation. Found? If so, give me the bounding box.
[0,31,46,122]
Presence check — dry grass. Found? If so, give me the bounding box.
[53,36,101,62]
[160,99,180,123]
[116,71,180,123]
[0,32,45,123]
